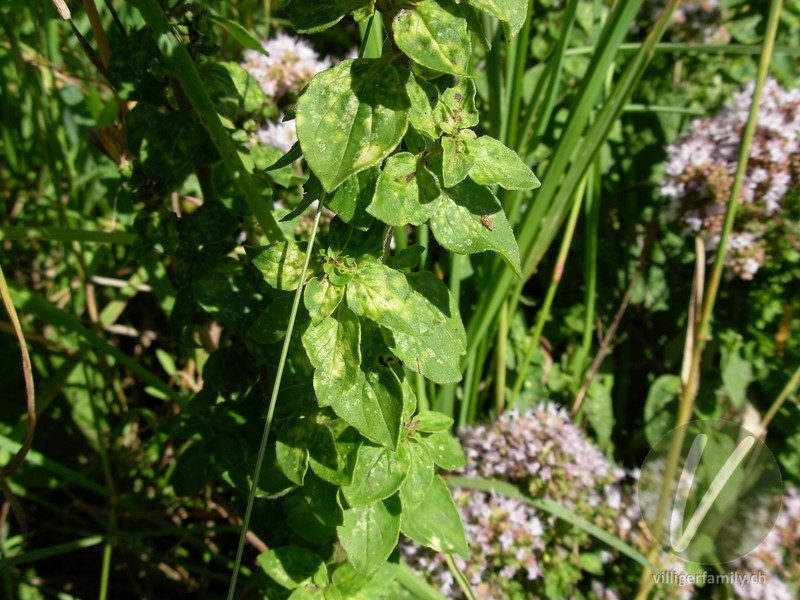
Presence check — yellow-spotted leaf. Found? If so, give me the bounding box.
[367,152,441,227]
[302,307,361,408]
[400,475,468,557]
[296,59,409,192]
[393,0,471,77]
[465,0,529,38]
[465,135,541,190]
[429,178,522,276]
[338,495,401,576]
[382,272,466,384]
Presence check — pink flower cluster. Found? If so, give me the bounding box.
[729,486,800,599]
[401,404,689,599]
[240,33,332,152]
[661,78,800,279]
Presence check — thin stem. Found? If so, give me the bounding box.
[445,554,476,600]
[504,0,534,150]
[226,201,325,600]
[635,0,784,594]
[510,175,586,407]
[495,301,508,414]
[760,363,800,432]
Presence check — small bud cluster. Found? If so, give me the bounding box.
[661,78,800,279]
[240,33,332,152]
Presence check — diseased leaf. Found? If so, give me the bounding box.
[257,547,328,589]
[465,135,540,190]
[302,307,361,407]
[341,443,409,506]
[247,242,310,290]
[429,179,521,275]
[297,59,409,192]
[286,0,373,33]
[465,0,529,38]
[346,263,416,334]
[436,79,479,134]
[413,411,454,433]
[327,169,378,231]
[400,475,468,557]
[420,431,466,470]
[330,563,397,600]
[338,495,402,576]
[368,152,441,226]
[304,277,344,324]
[441,134,474,188]
[402,69,439,139]
[398,440,435,508]
[382,272,466,384]
[330,366,404,449]
[393,0,471,76]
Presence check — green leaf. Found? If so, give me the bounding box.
[429,179,521,276]
[286,0,373,33]
[304,277,345,323]
[257,547,328,589]
[302,308,361,408]
[465,135,540,190]
[341,443,409,506]
[393,0,471,77]
[302,471,344,527]
[436,79,479,134]
[297,59,409,192]
[644,374,681,446]
[338,495,402,576]
[367,153,441,227]
[247,242,310,290]
[398,440,435,509]
[382,272,466,384]
[276,419,312,485]
[386,245,425,270]
[208,15,268,54]
[346,263,415,334]
[289,589,325,600]
[327,169,378,231]
[400,476,468,557]
[248,294,295,344]
[413,411,454,433]
[464,0,529,38]
[722,341,753,408]
[419,431,465,470]
[403,70,439,139]
[441,134,474,188]
[307,417,360,486]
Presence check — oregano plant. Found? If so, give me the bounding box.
[241,0,540,596]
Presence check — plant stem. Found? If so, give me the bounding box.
[635,0,784,594]
[226,200,325,600]
[760,363,800,433]
[510,175,586,407]
[495,300,508,414]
